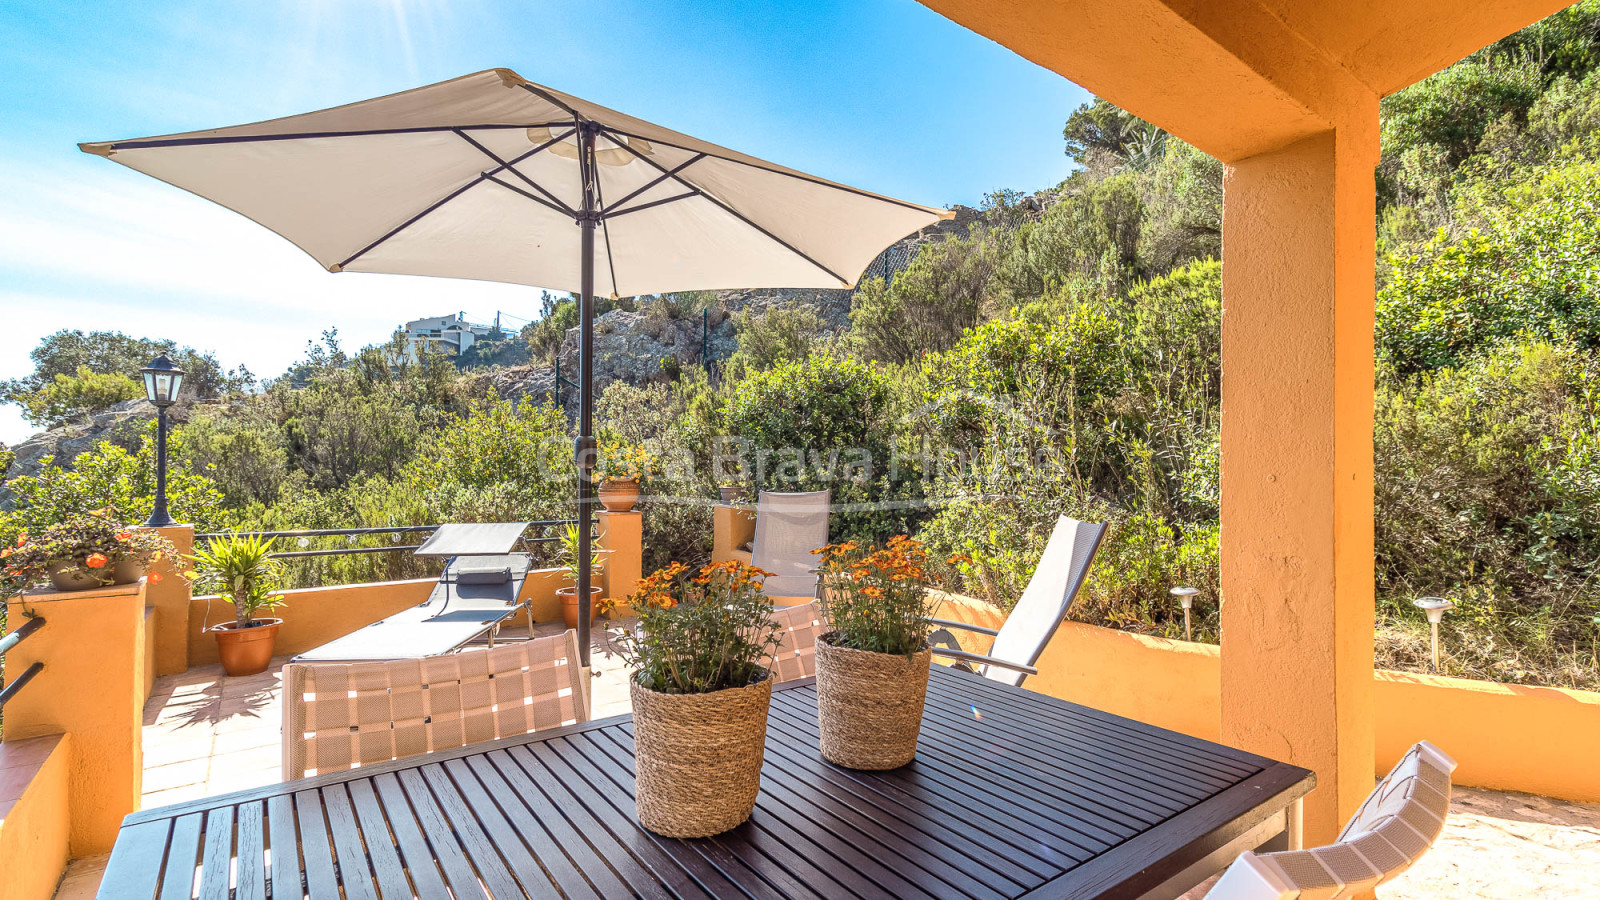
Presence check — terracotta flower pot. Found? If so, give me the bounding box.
[212,618,282,676]
[598,478,640,512]
[557,585,604,629]
[815,632,933,770]
[631,673,773,837]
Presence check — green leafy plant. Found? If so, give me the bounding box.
[186,534,286,628]
[596,439,659,483]
[620,560,781,694]
[1,508,177,589]
[815,536,939,656]
[558,523,606,587]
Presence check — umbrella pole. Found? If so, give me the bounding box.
[575,121,598,669]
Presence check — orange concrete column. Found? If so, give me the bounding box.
[143,524,193,675]
[4,582,147,855]
[1219,124,1378,845]
[596,511,642,601]
[712,503,755,564]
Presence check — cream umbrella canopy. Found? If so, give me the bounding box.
[81,68,951,663]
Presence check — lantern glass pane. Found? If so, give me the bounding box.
[155,373,172,400]
[143,371,158,401]
[167,371,184,401]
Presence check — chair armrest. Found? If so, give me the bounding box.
[926,617,1001,638]
[929,646,1039,677]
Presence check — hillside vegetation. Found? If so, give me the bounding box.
[5,3,1600,689]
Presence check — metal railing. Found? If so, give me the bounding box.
[0,615,46,711]
[195,521,581,560]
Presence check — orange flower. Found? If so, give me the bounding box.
[86,552,109,568]
[115,532,132,542]
[148,572,163,584]
[0,548,11,559]
[15,533,26,547]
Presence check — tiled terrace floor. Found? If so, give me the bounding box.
[55,624,1600,898]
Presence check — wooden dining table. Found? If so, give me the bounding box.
[99,666,1314,899]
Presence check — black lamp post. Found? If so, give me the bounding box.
[140,355,185,528]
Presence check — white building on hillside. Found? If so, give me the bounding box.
[400,312,495,359]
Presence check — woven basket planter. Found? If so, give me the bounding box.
[815,632,933,770]
[631,673,773,837]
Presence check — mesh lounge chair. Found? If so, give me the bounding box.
[282,630,588,780]
[752,490,831,600]
[1207,741,1458,899]
[928,515,1107,687]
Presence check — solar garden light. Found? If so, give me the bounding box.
[1170,586,1200,641]
[1412,596,1455,673]
[139,355,185,528]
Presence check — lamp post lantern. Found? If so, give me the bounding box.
[1170,586,1200,641]
[140,355,185,528]
[1412,596,1454,673]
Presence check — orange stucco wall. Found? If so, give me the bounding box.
[143,525,193,677]
[0,734,71,900]
[932,595,1600,804]
[4,582,145,855]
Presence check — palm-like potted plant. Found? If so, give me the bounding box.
[556,523,606,629]
[812,535,939,769]
[619,560,781,837]
[596,439,657,513]
[187,534,287,676]
[1,509,176,592]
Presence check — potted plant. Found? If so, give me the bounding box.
[619,560,782,837]
[596,439,658,513]
[2,509,176,592]
[187,534,287,676]
[556,523,606,629]
[812,535,939,770]
[717,478,748,504]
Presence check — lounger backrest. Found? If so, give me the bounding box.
[982,516,1106,687]
[762,602,826,683]
[1207,741,1458,899]
[282,630,588,780]
[752,490,831,597]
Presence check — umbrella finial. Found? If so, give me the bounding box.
[494,68,527,88]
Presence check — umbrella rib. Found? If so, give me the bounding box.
[336,126,579,270]
[483,175,573,216]
[603,153,707,214]
[599,125,945,218]
[603,190,701,220]
[92,123,571,152]
[591,169,622,298]
[603,131,850,286]
[453,129,577,216]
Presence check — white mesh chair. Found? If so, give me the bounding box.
[928,515,1107,687]
[282,629,589,780]
[761,602,826,683]
[751,490,831,600]
[1208,741,1458,899]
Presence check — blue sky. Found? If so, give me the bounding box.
[0,0,1087,444]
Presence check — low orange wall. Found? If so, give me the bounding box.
[932,592,1600,803]
[188,568,570,664]
[0,734,71,900]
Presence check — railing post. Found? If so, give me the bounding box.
[4,581,147,856]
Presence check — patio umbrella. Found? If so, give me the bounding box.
[81,68,950,665]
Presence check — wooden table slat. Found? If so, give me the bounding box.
[343,780,412,900]
[97,819,170,900]
[369,772,453,899]
[394,767,495,900]
[107,667,1314,900]
[232,801,266,900]
[157,813,202,900]
[763,699,1104,863]
[196,806,233,900]
[924,676,1251,793]
[318,784,378,900]
[462,752,638,900]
